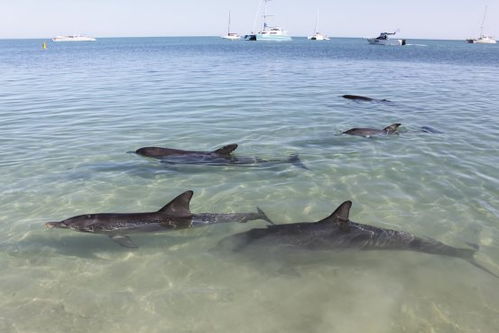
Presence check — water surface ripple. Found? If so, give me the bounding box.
[1,37,499,332]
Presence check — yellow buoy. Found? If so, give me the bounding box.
[42,42,47,49]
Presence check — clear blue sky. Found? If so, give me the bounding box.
[1,0,497,40]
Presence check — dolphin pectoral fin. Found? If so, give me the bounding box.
[158,191,193,216]
[109,235,138,248]
[213,144,238,155]
[317,201,352,224]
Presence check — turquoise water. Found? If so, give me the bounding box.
[1,37,499,332]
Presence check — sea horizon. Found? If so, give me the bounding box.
[1,35,486,41]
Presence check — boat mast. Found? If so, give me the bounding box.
[228,11,231,35]
[314,9,319,34]
[480,5,488,37]
[252,0,263,33]
[263,0,271,30]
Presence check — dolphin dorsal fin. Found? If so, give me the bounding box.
[158,190,193,216]
[383,123,401,134]
[317,201,352,224]
[213,144,238,155]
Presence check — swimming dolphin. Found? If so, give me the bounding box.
[219,200,498,278]
[343,123,401,137]
[134,144,308,170]
[45,191,273,248]
[342,95,391,103]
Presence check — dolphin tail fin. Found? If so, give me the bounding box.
[456,245,499,279]
[383,123,402,134]
[467,258,499,279]
[213,144,238,155]
[288,154,309,170]
[158,190,193,216]
[256,207,274,225]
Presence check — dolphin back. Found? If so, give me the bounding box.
[342,94,373,101]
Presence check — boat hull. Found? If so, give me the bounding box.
[221,35,241,40]
[466,37,496,44]
[367,38,406,46]
[308,34,329,41]
[244,34,292,41]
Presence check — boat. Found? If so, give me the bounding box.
[244,0,292,41]
[52,35,96,42]
[308,9,329,41]
[465,5,496,44]
[308,32,329,41]
[220,11,241,40]
[367,31,406,46]
[466,36,496,44]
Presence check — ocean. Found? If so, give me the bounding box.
[1,37,498,332]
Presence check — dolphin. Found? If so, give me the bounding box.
[343,123,401,137]
[342,95,391,103]
[219,200,498,278]
[134,144,308,170]
[45,191,273,248]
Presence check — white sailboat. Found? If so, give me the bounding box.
[221,11,241,40]
[466,5,496,44]
[308,9,329,41]
[244,0,292,41]
[52,35,96,42]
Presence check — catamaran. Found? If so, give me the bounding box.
[308,9,329,41]
[51,35,96,42]
[220,11,241,40]
[466,5,496,44]
[367,31,406,46]
[244,0,292,41]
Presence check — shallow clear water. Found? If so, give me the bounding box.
[1,37,499,332]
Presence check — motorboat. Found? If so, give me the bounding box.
[307,10,329,41]
[52,35,96,42]
[465,5,496,44]
[244,0,292,41]
[220,11,241,40]
[367,31,406,46]
[308,32,329,41]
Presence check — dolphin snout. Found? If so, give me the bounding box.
[45,222,64,229]
[135,148,147,156]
